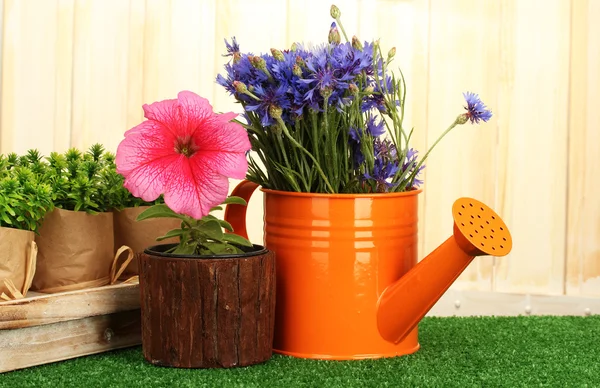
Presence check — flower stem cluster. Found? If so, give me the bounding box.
[216,4,492,194]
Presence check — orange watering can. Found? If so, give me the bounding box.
[225,180,512,360]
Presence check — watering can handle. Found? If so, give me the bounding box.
[224,180,260,240]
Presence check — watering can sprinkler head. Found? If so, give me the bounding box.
[376,197,513,345]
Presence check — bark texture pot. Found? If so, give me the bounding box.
[139,243,276,368]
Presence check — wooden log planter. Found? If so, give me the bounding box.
[139,244,276,368]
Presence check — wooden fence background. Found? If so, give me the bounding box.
[1,0,598,298]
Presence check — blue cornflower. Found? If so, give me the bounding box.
[364,138,400,192]
[403,148,425,187]
[365,115,385,137]
[245,84,292,127]
[463,92,493,123]
[223,37,240,60]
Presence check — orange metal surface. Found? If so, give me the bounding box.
[225,181,513,360]
[227,181,422,359]
[377,197,513,344]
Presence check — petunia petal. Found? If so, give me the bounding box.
[115,122,177,201]
[192,119,251,177]
[162,156,230,219]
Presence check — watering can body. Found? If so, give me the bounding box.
[225,180,512,360]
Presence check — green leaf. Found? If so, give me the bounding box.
[222,233,253,247]
[172,242,196,255]
[220,196,248,206]
[209,206,223,213]
[198,219,224,241]
[155,228,185,241]
[136,204,188,222]
[218,219,234,232]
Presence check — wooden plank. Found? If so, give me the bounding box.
[0,310,141,373]
[0,283,140,330]
[125,0,146,131]
[566,0,600,297]
[53,0,75,153]
[70,0,131,151]
[429,289,600,317]
[0,0,60,155]
[0,0,4,146]
[493,0,571,294]
[143,0,216,107]
[421,0,500,290]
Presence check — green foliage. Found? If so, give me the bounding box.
[0,143,166,229]
[137,197,253,256]
[0,158,54,232]
[37,143,159,214]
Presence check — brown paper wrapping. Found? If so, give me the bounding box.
[0,227,35,297]
[32,208,115,293]
[113,206,180,276]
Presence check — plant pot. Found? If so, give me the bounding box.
[32,208,114,293]
[112,206,181,276]
[0,227,36,297]
[225,180,422,360]
[139,243,276,368]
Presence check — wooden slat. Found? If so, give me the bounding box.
[0,310,141,373]
[143,0,216,108]
[53,0,75,153]
[0,0,61,155]
[0,0,4,141]
[124,0,146,132]
[493,0,571,294]
[70,0,131,152]
[428,289,600,317]
[566,0,600,297]
[421,0,500,290]
[0,283,140,330]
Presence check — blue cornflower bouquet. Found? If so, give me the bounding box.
[217,4,492,194]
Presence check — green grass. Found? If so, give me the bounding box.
[1,316,599,387]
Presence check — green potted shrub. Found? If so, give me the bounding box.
[116,91,276,368]
[32,145,116,293]
[0,151,53,299]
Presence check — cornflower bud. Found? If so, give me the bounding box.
[320,87,333,99]
[330,4,341,19]
[233,81,248,94]
[249,55,273,80]
[348,83,359,95]
[290,42,298,52]
[456,114,469,125]
[271,48,285,62]
[328,22,341,45]
[388,47,396,59]
[233,52,242,63]
[249,55,266,70]
[352,36,363,51]
[269,105,283,120]
[295,55,306,68]
[292,64,302,77]
[364,86,375,94]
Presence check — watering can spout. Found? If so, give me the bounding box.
[376,197,513,345]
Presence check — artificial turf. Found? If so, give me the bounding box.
[1,316,599,387]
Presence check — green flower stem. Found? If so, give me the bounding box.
[408,119,460,183]
[334,17,350,42]
[275,117,335,193]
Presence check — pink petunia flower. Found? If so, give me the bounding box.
[116,91,251,219]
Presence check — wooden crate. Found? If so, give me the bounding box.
[0,282,141,373]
